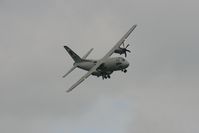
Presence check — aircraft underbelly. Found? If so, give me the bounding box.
[104,63,121,71]
[77,57,127,74]
[103,58,122,71]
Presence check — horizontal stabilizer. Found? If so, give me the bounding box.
[63,65,77,78]
[82,48,93,59]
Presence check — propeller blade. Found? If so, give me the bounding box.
[124,52,127,57]
[126,44,130,48]
[126,49,131,53]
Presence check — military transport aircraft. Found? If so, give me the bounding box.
[63,24,137,92]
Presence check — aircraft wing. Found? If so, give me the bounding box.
[66,25,137,92]
[102,24,137,59]
[66,60,103,92]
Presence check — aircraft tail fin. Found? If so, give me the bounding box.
[64,46,82,63]
[63,47,94,78]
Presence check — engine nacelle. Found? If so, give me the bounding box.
[114,44,131,57]
[114,48,125,55]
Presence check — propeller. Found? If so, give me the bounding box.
[121,43,131,57]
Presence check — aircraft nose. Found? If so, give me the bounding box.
[125,61,129,68]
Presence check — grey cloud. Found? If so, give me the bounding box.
[0,0,199,133]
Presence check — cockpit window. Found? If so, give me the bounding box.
[116,62,122,65]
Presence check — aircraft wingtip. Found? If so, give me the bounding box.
[66,89,71,93]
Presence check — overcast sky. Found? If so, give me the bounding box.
[0,0,199,133]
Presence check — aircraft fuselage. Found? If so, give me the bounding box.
[75,57,129,76]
